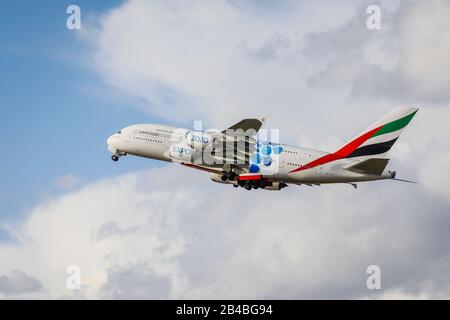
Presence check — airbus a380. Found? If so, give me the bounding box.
[107,106,418,191]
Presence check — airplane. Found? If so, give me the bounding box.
[107,106,418,191]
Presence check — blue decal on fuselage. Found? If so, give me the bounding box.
[248,141,283,172]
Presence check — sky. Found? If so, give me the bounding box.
[0,0,450,299]
[0,0,159,223]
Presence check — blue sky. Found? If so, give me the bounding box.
[0,1,165,222]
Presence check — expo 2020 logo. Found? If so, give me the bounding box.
[249,142,283,173]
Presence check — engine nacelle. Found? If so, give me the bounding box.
[186,131,213,150]
[263,182,288,191]
[210,173,233,185]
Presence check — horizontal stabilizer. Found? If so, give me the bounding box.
[344,158,389,175]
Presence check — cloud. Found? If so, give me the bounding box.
[0,227,15,244]
[99,265,171,299]
[304,0,450,104]
[85,0,450,152]
[54,174,80,189]
[1,164,450,299]
[0,270,43,296]
[14,0,443,300]
[236,34,291,63]
[399,0,450,101]
[395,105,450,202]
[94,221,140,242]
[2,0,449,300]
[86,0,362,132]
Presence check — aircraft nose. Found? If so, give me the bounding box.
[107,134,119,148]
[107,134,119,154]
[107,135,114,146]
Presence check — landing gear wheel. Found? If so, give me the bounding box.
[111,155,119,162]
[221,171,238,182]
[228,172,237,181]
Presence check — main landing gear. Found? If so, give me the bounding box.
[237,180,288,191]
[237,179,260,190]
[221,171,237,181]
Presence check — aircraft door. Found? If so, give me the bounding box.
[279,157,285,168]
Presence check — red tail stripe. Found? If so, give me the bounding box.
[334,126,382,157]
[289,126,382,173]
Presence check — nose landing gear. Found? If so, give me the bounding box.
[111,152,126,162]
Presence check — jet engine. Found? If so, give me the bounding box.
[210,173,235,185]
[262,182,288,191]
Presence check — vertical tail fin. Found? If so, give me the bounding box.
[289,107,418,174]
[337,106,418,159]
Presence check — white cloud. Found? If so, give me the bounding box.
[398,105,450,202]
[304,0,450,105]
[54,174,80,189]
[399,0,450,100]
[2,0,449,300]
[87,0,362,132]
[0,270,43,297]
[85,0,450,149]
[37,0,449,299]
[1,165,450,299]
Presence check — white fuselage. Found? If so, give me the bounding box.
[107,124,393,186]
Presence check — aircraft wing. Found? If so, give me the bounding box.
[222,118,265,134]
[206,118,265,169]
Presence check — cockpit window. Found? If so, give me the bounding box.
[117,130,122,134]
